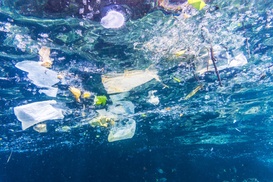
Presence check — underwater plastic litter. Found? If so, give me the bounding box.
[101,69,160,94]
[15,61,59,97]
[14,100,64,130]
[196,52,248,74]
[108,118,136,142]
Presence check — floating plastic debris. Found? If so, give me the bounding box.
[39,46,52,68]
[39,87,58,98]
[90,100,135,130]
[15,61,59,87]
[107,101,135,115]
[102,69,160,94]
[33,123,47,133]
[174,50,186,57]
[173,77,181,83]
[147,90,160,105]
[94,95,107,106]
[244,106,260,115]
[15,61,59,97]
[197,52,248,74]
[69,86,81,102]
[82,91,91,99]
[188,0,206,10]
[108,118,136,142]
[109,92,129,103]
[229,53,248,67]
[14,100,64,130]
[184,85,203,100]
[90,109,117,127]
[55,126,71,132]
[90,115,115,128]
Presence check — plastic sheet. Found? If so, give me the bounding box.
[101,69,160,94]
[108,118,136,142]
[197,52,248,74]
[33,123,47,133]
[15,61,59,97]
[107,101,135,115]
[14,100,64,130]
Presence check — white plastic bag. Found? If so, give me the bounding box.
[15,61,59,97]
[14,100,64,130]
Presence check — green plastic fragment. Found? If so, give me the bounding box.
[188,0,206,10]
[94,95,107,106]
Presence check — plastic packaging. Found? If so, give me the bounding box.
[102,69,159,94]
[108,118,136,142]
[15,61,59,97]
[107,101,135,115]
[14,100,64,130]
[196,50,248,75]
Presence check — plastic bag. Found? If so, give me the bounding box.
[196,49,248,75]
[15,61,59,97]
[102,69,160,94]
[107,101,135,115]
[108,118,136,142]
[14,100,64,130]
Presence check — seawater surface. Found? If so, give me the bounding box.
[0,0,273,181]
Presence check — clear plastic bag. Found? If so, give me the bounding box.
[108,118,136,142]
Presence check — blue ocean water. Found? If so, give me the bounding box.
[0,0,273,181]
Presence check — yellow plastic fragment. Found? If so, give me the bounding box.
[82,91,91,99]
[69,86,81,102]
[184,85,203,100]
[173,77,181,83]
[39,46,53,68]
[90,116,115,128]
[57,74,64,79]
[102,69,160,94]
[174,50,186,57]
[188,0,206,10]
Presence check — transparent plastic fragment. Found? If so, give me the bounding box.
[15,61,59,88]
[228,53,248,67]
[39,87,58,97]
[102,69,160,94]
[14,100,64,130]
[109,92,129,103]
[107,101,135,115]
[108,118,136,142]
[90,109,117,128]
[33,123,47,133]
[147,90,159,105]
[196,50,248,74]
